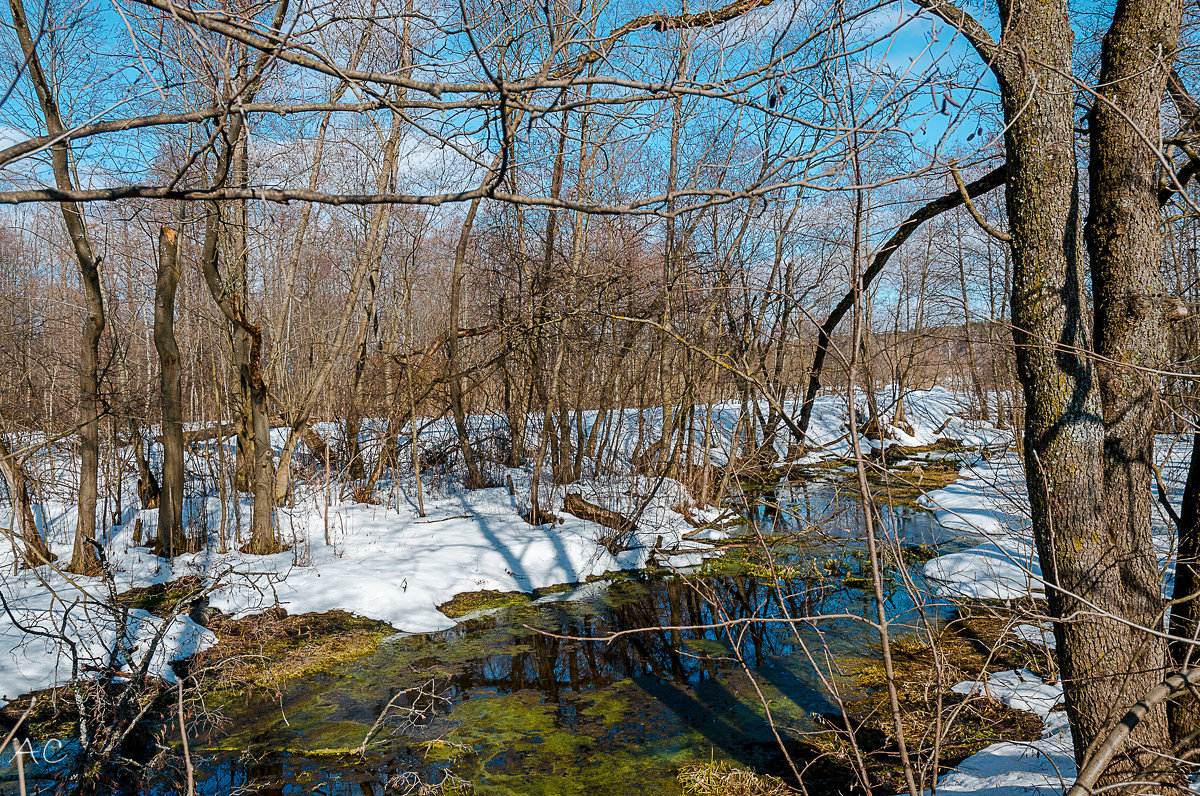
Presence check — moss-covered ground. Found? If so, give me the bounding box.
[187,608,396,699]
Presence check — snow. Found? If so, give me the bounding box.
[794,385,1008,461]
[1011,624,1056,650]
[0,385,998,706]
[919,435,1186,603]
[192,473,714,634]
[951,669,1064,716]
[0,592,215,700]
[933,671,1074,796]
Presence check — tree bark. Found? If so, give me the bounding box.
[128,419,160,510]
[154,227,187,557]
[1080,0,1181,778]
[997,4,1124,781]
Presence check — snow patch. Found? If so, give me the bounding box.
[931,671,1074,796]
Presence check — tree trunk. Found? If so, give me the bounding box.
[247,371,276,554]
[1081,0,1181,779]
[128,419,159,511]
[7,0,107,574]
[154,227,187,557]
[1000,0,1165,784]
[0,427,53,567]
[194,111,279,555]
[73,266,104,575]
[448,196,486,490]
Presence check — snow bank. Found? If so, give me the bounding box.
[797,386,1008,461]
[0,589,214,701]
[196,473,717,633]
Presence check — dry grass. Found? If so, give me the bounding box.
[678,760,796,795]
[826,625,1047,792]
[188,608,394,696]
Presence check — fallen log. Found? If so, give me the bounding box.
[299,423,332,462]
[156,416,286,445]
[563,493,636,534]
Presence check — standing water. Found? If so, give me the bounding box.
[49,481,970,795]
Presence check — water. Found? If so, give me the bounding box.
[24,481,971,795]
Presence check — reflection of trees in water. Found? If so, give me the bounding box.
[192,495,948,794]
[439,572,873,700]
[750,481,947,548]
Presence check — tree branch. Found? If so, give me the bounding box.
[910,0,1002,75]
[952,162,1010,241]
[796,164,1007,440]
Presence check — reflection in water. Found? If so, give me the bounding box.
[166,483,962,795]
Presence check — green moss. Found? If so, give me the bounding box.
[894,544,938,565]
[884,439,975,457]
[0,686,78,741]
[442,690,594,772]
[438,590,533,618]
[578,678,643,724]
[700,535,846,583]
[194,609,395,699]
[531,582,577,597]
[116,575,206,617]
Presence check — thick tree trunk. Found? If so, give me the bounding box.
[911,0,1180,783]
[1006,0,1171,783]
[248,373,276,554]
[232,361,254,493]
[73,273,104,575]
[997,4,1116,780]
[154,227,187,557]
[1080,0,1181,778]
